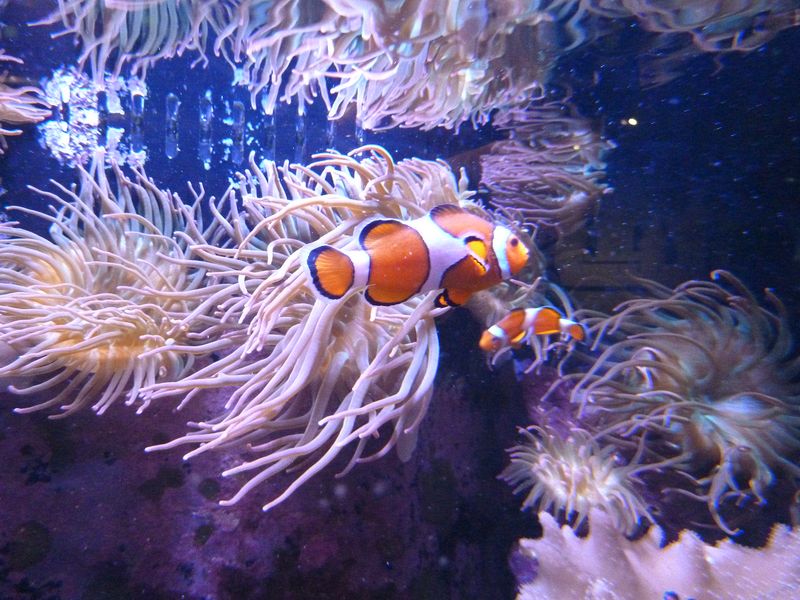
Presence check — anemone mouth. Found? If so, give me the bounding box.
[566,271,800,535]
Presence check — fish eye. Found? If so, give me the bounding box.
[510,238,519,247]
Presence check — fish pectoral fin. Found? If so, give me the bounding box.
[509,331,527,346]
[468,255,487,275]
[436,288,471,307]
[434,290,455,307]
[464,236,488,273]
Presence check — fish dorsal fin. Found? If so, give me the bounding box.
[429,204,486,240]
[358,218,405,250]
[430,206,497,262]
[499,308,527,334]
[429,204,468,221]
[530,307,562,335]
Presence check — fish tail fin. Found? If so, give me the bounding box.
[564,320,587,342]
[306,245,355,300]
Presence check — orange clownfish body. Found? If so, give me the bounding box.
[305,204,529,307]
[479,307,587,352]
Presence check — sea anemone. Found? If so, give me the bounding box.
[481,100,614,236]
[567,270,800,534]
[0,153,226,416]
[587,0,800,54]
[2,142,531,511]
[501,426,654,535]
[580,1,800,86]
[145,146,517,510]
[195,0,559,128]
[39,0,560,127]
[209,0,334,115]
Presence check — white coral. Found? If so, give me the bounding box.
[517,510,800,600]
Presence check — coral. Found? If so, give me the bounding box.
[515,508,800,599]
[0,364,522,598]
[36,65,156,168]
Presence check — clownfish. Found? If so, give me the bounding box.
[304,204,529,307]
[479,307,587,352]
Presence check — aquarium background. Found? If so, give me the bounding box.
[0,2,799,599]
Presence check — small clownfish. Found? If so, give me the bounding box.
[479,307,587,352]
[304,204,529,307]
